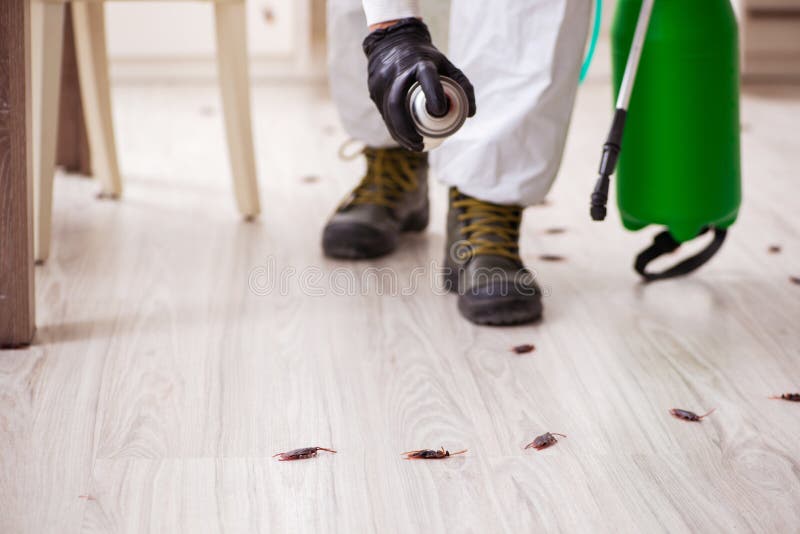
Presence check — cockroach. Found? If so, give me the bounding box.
[512,344,536,355]
[539,254,566,262]
[545,227,567,235]
[272,447,337,461]
[769,393,800,402]
[669,408,715,422]
[301,175,320,184]
[401,447,467,460]
[790,276,800,286]
[768,245,782,254]
[524,432,566,451]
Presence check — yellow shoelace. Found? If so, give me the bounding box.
[453,191,522,262]
[349,148,424,209]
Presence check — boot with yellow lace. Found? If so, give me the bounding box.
[444,188,542,325]
[323,147,428,259]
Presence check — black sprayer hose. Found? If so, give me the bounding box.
[591,109,627,221]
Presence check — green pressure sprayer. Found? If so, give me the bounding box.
[590,0,741,281]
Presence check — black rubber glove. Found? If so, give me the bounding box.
[362,18,476,152]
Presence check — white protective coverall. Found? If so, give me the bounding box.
[327,0,592,206]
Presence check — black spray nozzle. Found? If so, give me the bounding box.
[591,109,627,221]
[591,175,611,221]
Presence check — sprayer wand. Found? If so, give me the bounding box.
[591,0,655,221]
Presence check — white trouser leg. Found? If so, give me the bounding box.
[432,0,591,206]
[327,0,396,147]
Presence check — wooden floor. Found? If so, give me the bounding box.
[2,79,799,533]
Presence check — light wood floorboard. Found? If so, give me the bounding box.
[1,80,799,533]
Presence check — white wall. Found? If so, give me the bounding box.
[101,0,644,83]
[105,0,319,81]
[107,0,617,60]
[106,0,295,59]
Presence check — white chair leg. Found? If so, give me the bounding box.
[31,0,65,263]
[71,1,122,198]
[214,1,261,219]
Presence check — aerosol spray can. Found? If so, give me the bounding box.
[407,76,469,151]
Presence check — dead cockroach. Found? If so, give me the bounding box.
[539,254,566,262]
[669,408,715,422]
[768,245,782,254]
[769,393,800,402]
[401,447,467,460]
[272,447,337,461]
[524,432,566,451]
[545,227,567,235]
[512,344,536,355]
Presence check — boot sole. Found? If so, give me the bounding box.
[443,267,543,326]
[458,294,543,326]
[322,204,429,260]
[322,222,395,259]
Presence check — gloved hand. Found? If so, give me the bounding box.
[362,18,476,152]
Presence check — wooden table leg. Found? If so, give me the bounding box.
[57,6,91,176]
[0,0,36,347]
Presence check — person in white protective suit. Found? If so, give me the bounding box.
[322,0,591,326]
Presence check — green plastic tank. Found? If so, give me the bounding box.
[612,0,741,243]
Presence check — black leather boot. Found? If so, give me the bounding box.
[444,188,542,325]
[323,147,429,259]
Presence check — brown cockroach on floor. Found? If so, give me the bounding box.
[512,344,536,355]
[524,432,566,451]
[272,447,337,461]
[401,447,467,460]
[769,393,800,402]
[669,408,715,422]
[545,227,568,235]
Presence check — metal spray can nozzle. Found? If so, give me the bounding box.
[407,76,469,151]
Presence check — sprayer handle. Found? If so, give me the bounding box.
[590,109,627,221]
